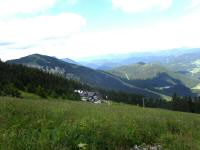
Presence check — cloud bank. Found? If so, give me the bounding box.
[0,13,86,43]
[0,0,55,16]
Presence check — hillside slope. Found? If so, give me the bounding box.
[165,51,200,80]
[1,97,200,149]
[108,63,198,96]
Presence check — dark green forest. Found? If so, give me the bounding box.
[0,60,89,100]
[101,90,200,113]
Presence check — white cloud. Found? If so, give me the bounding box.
[112,0,172,13]
[0,13,86,43]
[0,0,55,16]
[191,0,200,8]
[0,12,87,61]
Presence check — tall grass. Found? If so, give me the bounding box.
[0,97,200,150]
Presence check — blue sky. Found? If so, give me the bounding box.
[0,0,200,61]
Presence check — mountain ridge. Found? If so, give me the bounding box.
[77,48,200,71]
[7,54,163,98]
[108,63,198,96]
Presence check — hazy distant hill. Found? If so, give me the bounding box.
[61,58,79,65]
[7,54,163,98]
[164,50,200,80]
[78,48,200,72]
[108,63,198,96]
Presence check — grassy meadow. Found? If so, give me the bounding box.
[1,97,200,150]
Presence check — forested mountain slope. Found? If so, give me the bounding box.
[7,54,163,98]
[0,60,87,99]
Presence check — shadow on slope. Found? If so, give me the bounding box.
[127,73,195,96]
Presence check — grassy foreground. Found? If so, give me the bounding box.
[0,97,200,150]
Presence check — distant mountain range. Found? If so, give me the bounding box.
[164,50,200,80]
[7,54,163,98]
[108,63,198,96]
[78,48,200,76]
[7,52,200,99]
[77,48,200,89]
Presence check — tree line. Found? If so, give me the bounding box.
[103,91,200,114]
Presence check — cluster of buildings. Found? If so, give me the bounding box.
[74,90,105,104]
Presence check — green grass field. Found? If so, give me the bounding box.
[1,97,200,150]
